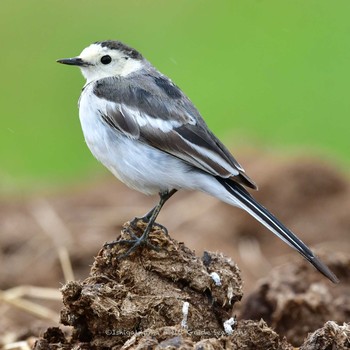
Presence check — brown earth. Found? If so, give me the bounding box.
[1,153,349,348]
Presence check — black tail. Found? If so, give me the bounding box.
[217,178,339,284]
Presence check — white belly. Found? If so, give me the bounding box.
[78,83,193,195]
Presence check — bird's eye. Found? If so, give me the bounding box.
[100,55,112,64]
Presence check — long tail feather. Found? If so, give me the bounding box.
[217,178,339,284]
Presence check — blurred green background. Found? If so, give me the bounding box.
[1,0,350,194]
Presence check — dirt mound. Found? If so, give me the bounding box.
[240,251,350,345]
[32,222,349,349]
[58,221,242,348]
[33,222,290,349]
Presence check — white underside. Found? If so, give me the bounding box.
[78,83,241,207]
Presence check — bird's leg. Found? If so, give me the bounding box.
[129,205,156,227]
[136,188,177,241]
[108,189,177,258]
[130,189,177,235]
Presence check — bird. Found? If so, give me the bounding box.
[57,40,338,283]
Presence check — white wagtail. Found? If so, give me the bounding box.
[57,40,338,283]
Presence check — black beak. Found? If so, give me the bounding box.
[56,57,90,66]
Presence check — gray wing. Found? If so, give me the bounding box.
[93,73,257,189]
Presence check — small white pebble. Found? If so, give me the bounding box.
[223,317,236,335]
[210,272,222,286]
[181,301,190,329]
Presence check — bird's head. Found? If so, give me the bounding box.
[57,40,144,82]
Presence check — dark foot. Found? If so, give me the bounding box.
[129,206,157,227]
[106,189,177,258]
[104,224,160,259]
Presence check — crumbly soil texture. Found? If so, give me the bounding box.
[34,221,350,349]
[34,221,292,349]
[1,154,350,349]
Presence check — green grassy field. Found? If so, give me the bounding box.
[1,0,350,192]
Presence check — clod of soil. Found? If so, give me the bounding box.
[57,220,243,348]
[240,251,350,346]
[300,321,350,350]
[31,220,350,349]
[33,220,296,349]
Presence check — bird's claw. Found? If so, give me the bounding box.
[116,237,160,259]
[104,224,161,258]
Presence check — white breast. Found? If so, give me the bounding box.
[78,82,194,195]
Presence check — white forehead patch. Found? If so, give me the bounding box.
[78,43,143,82]
[79,44,111,61]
